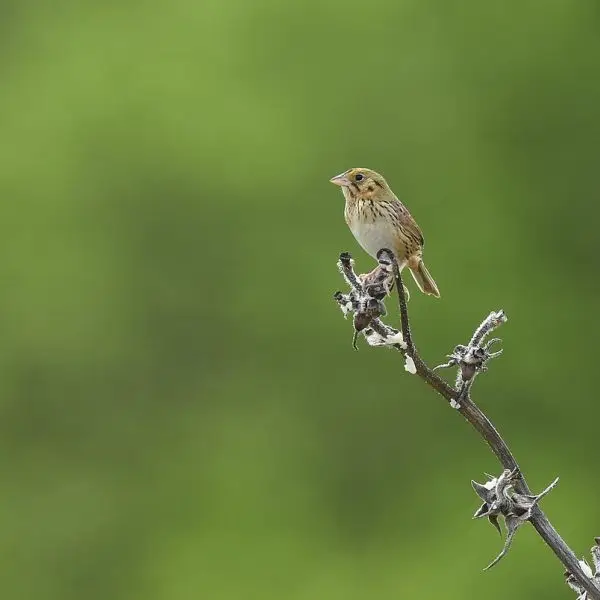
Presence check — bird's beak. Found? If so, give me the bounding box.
[329,173,351,187]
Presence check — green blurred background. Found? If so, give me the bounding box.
[1,1,598,598]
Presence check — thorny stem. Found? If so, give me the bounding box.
[392,269,600,599]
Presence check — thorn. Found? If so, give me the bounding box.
[484,337,503,350]
[433,359,456,371]
[489,514,502,536]
[536,477,560,501]
[472,480,491,502]
[483,521,518,571]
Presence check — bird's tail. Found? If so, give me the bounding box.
[410,261,440,298]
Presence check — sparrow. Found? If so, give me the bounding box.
[330,168,440,298]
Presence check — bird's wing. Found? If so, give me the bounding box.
[391,200,425,251]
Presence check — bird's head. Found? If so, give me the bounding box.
[329,168,391,201]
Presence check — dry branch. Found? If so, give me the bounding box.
[333,250,600,599]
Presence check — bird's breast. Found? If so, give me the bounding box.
[345,203,403,261]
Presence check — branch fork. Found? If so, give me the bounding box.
[334,250,412,371]
[434,310,506,409]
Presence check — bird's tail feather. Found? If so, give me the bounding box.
[410,261,440,298]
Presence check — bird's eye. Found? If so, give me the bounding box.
[355,173,364,181]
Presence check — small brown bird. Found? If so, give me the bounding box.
[330,168,440,297]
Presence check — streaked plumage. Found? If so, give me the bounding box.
[330,168,440,297]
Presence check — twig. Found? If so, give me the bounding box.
[334,252,600,599]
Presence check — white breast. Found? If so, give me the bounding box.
[348,217,406,269]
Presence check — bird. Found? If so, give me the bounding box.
[330,168,440,298]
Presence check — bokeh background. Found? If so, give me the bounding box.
[1,1,599,598]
